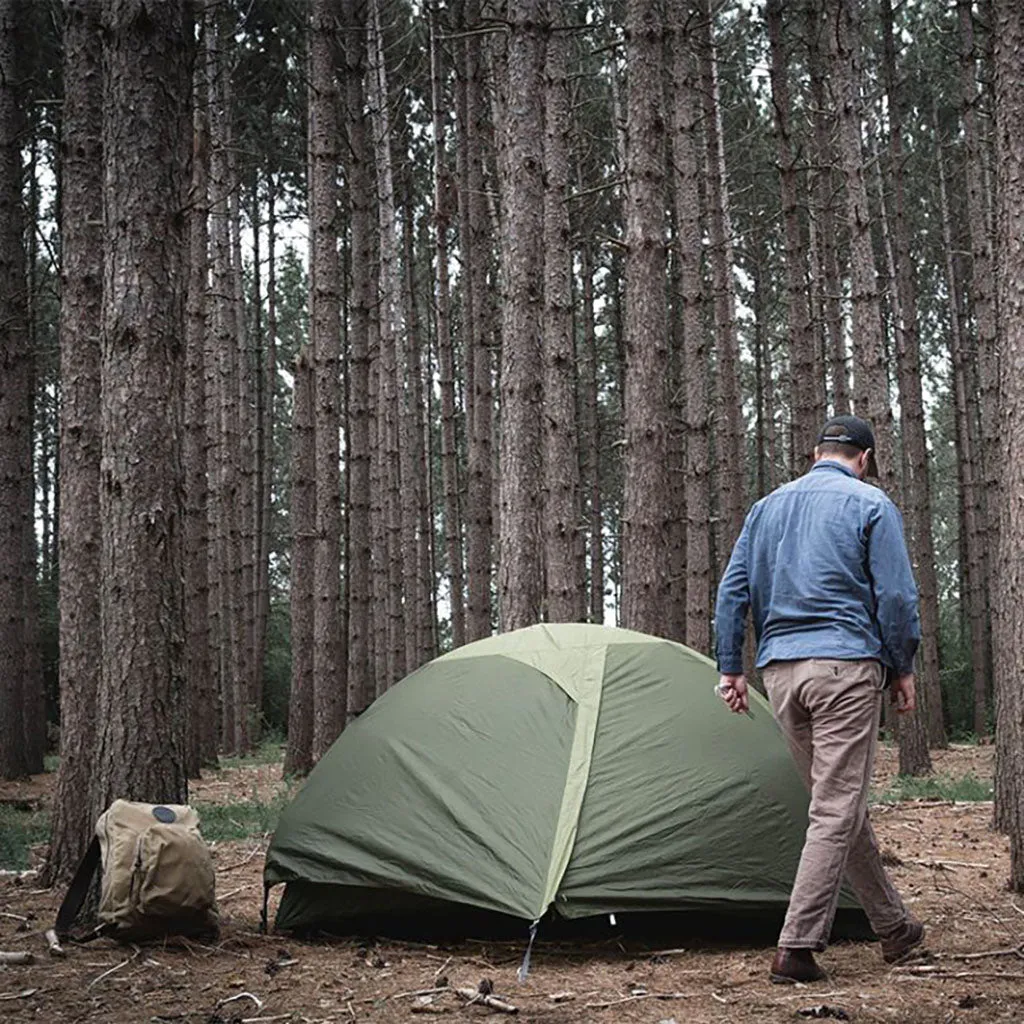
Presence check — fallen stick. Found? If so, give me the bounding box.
[455,986,518,1014]
[220,844,265,873]
[0,989,38,1001]
[217,992,265,1011]
[44,928,66,958]
[894,967,1024,981]
[391,986,450,1000]
[88,953,136,990]
[935,944,1024,961]
[584,992,692,1009]
[0,912,28,923]
[0,951,34,965]
[909,858,991,871]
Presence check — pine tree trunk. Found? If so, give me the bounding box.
[937,128,989,740]
[495,0,545,632]
[230,164,256,748]
[254,176,276,741]
[805,0,849,417]
[285,348,315,777]
[670,11,711,653]
[342,0,373,713]
[184,30,211,777]
[208,13,242,756]
[0,0,31,782]
[46,0,103,877]
[825,0,898,498]
[404,193,436,666]
[367,0,405,685]
[202,11,222,759]
[958,0,997,743]
[767,0,820,476]
[620,0,670,633]
[430,8,466,649]
[542,2,584,623]
[578,241,604,624]
[991,0,1024,888]
[309,0,345,755]
[460,0,494,642]
[880,0,946,749]
[698,0,745,570]
[93,0,191,811]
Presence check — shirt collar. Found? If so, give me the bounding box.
[810,459,859,480]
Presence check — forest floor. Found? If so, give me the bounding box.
[2,743,1022,1024]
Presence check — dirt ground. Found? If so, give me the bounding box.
[3,743,1023,1024]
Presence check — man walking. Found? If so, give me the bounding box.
[714,415,925,983]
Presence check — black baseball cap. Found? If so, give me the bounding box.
[816,415,879,477]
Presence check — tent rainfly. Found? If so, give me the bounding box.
[264,623,864,935]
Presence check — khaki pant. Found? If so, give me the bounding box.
[763,659,909,950]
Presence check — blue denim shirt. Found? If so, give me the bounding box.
[714,461,921,676]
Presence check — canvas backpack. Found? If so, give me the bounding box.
[56,799,219,942]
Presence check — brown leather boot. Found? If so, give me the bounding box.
[769,947,828,984]
[880,918,925,963]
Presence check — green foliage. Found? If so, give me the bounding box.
[195,796,288,842]
[0,805,50,871]
[214,735,286,771]
[875,773,993,805]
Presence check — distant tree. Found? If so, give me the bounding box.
[92,0,192,812]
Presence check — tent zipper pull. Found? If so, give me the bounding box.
[516,919,540,982]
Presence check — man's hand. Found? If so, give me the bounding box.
[892,672,916,713]
[717,674,749,714]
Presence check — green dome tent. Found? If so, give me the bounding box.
[264,624,864,935]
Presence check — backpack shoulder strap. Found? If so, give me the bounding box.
[55,836,102,939]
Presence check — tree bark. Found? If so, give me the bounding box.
[670,9,711,653]
[285,349,315,777]
[46,0,102,878]
[542,0,584,623]
[495,0,545,632]
[93,0,192,812]
[309,0,345,755]
[991,0,1024,889]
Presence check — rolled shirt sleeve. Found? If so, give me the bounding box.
[867,501,922,675]
[714,514,752,674]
